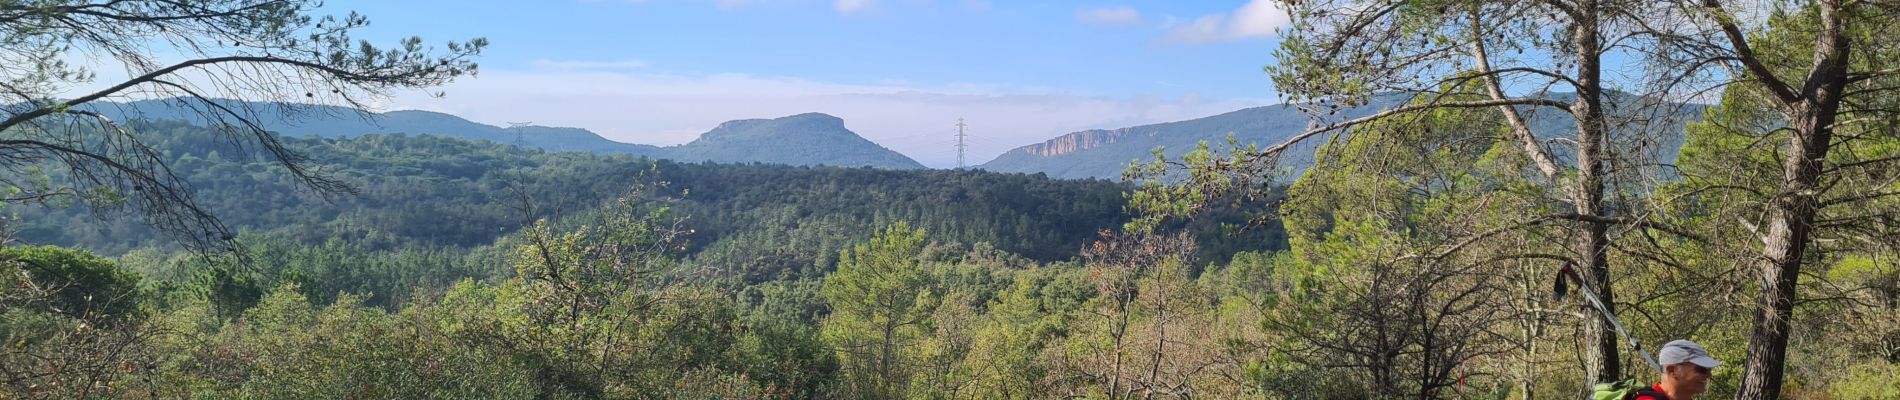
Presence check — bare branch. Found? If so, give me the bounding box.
[1469,5,1566,182]
[1697,0,1800,102]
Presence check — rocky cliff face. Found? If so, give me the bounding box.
[1013,128,1144,157]
[977,104,1321,180]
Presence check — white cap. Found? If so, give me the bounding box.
[1657,339,1721,368]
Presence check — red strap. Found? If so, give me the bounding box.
[1456,359,1465,395]
[1633,385,1670,400]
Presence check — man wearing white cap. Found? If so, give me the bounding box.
[1633,339,1722,400]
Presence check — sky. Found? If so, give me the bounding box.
[319,0,1293,168]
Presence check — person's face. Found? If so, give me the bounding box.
[1667,362,1713,399]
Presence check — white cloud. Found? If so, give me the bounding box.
[530,59,650,70]
[1228,0,1288,37]
[1162,0,1288,43]
[387,67,1270,168]
[1076,6,1143,27]
[835,0,875,14]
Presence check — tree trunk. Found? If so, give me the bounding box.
[882,321,898,399]
[1109,289,1131,400]
[1738,95,1844,400]
[1568,0,1621,385]
[1736,3,1849,398]
[1733,111,1826,400]
[1522,306,1539,400]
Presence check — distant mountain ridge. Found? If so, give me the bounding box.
[979,93,1703,180]
[978,97,1401,180]
[75,99,923,169]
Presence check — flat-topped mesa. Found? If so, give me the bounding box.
[673,112,924,169]
[778,112,846,125]
[701,112,849,141]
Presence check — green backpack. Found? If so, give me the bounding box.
[1591,379,1666,400]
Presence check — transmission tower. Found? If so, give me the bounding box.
[954,117,968,169]
[506,121,532,147]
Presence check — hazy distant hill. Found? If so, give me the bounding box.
[75,99,662,155]
[669,113,925,169]
[76,99,923,169]
[978,93,1703,180]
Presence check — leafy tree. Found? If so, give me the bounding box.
[1276,88,1565,397]
[161,286,541,398]
[1651,3,1900,396]
[954,266,1091,398]
[0,245,150,397]
[1253,0,1714,383]
[820,222,936,399]
[732,279,842,398]
[0,245,141,322]
[504,190,729,396]
[1047,230,1189,399]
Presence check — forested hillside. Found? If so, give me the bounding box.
[16,118,1232,270]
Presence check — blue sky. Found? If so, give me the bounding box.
[324,0,1292,167]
